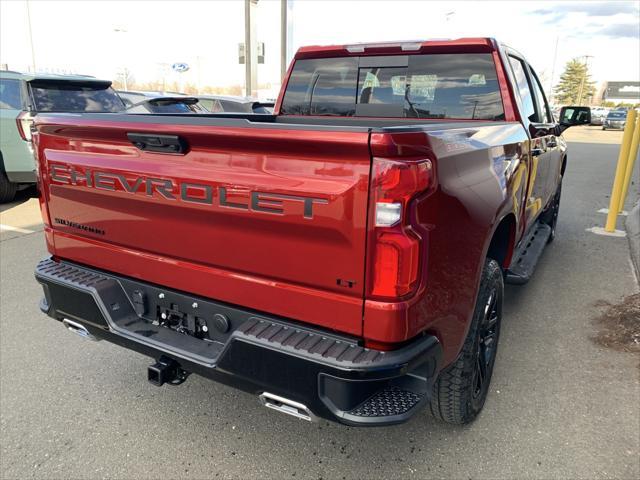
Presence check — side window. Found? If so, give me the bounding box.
[0,78,22,110]
[529,68,552,123]
[508,56,535,122]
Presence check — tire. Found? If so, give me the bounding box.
[541,179,562,243]
[429,258,503,424]
[0,170,17,203]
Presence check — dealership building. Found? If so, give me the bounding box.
[600,81,640,105]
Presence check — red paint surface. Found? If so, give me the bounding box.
[38,119,371,336]
[294,37,495,59]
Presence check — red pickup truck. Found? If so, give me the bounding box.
[33,38,589,426]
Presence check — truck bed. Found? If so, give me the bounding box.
[53,111,507,130]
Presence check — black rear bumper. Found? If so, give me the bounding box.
[35,257,442,426]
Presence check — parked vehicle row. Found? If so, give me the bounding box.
[0,71,274,202]
[550,105,634,128]
[118,90,274,114]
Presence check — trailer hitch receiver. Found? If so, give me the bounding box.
[148,356,190,386]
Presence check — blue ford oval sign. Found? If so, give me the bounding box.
[171,63,189,73]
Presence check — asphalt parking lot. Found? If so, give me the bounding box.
[1,126,638,480]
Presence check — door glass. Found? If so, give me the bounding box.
[508,57,535,122]
[529,69,552,123]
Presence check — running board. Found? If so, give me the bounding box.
[505,223,552,285]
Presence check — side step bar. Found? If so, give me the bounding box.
[505,223,552,285]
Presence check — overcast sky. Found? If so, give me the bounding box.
[1,0,638,96]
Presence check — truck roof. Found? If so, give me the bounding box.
[294,37,499,59]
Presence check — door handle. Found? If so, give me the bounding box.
[531,148,544,156]
[127,133,188,154]
[547,139,557,148]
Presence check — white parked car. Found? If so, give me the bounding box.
[590,107,610,125]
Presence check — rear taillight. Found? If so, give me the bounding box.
[368,157,432,299]
[16,111,35,141]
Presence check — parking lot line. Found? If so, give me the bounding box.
[0,224,35,234]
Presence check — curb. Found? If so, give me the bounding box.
[625,201,640,284]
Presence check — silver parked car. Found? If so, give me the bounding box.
[196,95,274,114]
[125,96,207,114]
[602,110,627,130]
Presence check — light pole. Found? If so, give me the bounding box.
[549,35,559,95]
[244,0,258,98]
[280,0,287,81]
[576,55,593,105]
[156,63,170,92]
[25,0,37,72]
[113,27,129,90]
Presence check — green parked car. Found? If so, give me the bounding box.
[0,71,125,202]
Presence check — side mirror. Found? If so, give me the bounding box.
[557,106,591,133]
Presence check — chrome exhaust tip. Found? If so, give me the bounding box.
[259,392,316,422]
[62,318,99,341]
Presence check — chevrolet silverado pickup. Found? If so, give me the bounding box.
[33,38,589,426]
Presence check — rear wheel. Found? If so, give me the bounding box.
[429,258,503,424]
[0,170,17,203]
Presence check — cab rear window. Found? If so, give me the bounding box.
[29,81,125,113]
[281,53,504,120]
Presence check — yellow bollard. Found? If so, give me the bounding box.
[617,114,640,213]
[605,109,637,232]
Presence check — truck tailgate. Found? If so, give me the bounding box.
[35,116,372,336]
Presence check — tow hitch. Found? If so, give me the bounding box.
[148,356,190,386]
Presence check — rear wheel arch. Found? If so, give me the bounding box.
[0,151,18,203]
[486,213,516,269]
[429,257,503,424]
[448,213,514,364]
